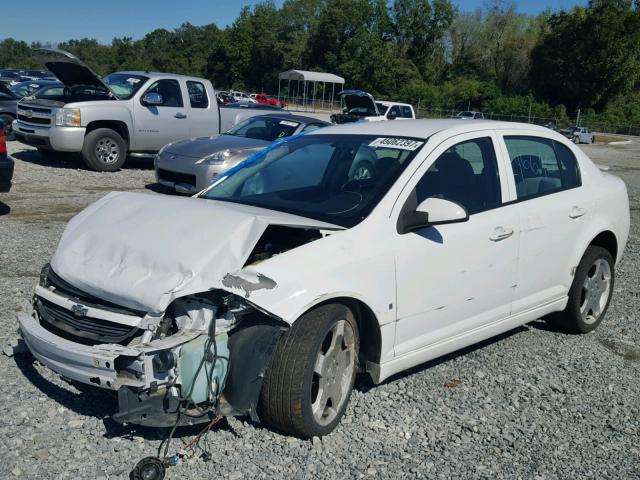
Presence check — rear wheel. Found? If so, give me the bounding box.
[0,114,15,141]
[81,128,127,171]
[554,246,614,333]
[259,303,359,438]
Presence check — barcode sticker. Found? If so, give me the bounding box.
[368,138,424,151]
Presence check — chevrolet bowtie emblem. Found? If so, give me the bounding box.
[24,110,33,118]
[71,304,88,317]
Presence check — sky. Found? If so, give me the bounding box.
[2,0,586,45]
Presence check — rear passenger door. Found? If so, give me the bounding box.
[497,132,591,314]
[186,80,219,138]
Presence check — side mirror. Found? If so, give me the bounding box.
[398,197,468,234]
[142,92,163,106]
[387,112,397,120]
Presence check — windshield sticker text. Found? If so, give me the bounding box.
[279,120,299,127]
[368,138,424,151]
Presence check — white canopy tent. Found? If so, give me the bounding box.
[278,69,345,111]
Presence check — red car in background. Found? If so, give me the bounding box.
[254,93,286,109]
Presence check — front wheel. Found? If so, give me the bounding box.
[555,246,614,333]
[81,128,127,171]
[259,303,359,438]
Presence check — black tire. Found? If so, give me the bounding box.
[259,303,359,438]
[0,114,15,141]
[554,246,615,333]
[81,128,127,171]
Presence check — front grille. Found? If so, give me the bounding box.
[20,105,52,114]
[46,268,146,317]
[36,297,139,345]
[17,114,50,125]
[158,168,196,187]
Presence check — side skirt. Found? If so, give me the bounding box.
[366,296,567,384]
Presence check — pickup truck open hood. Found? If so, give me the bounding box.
[33,48,115,97]
[339,90,379,115]
[50,192,341,314]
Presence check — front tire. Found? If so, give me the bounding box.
[259,303,359,438]
[81,128,127,171]
[556,246,614,333]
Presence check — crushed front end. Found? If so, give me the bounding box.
[17,264,287,427]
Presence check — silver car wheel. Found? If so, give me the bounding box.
[311,319,356,426]
[95,137,120,164]
[580,258,611,325]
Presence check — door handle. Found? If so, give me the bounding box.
[569,206,587,219]
[490,227,514,242]
[174,112,187,119]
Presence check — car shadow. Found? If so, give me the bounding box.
[11,149,81,170]
[0,201,10,215]
[11,148,155,171]
[354,325,529,393]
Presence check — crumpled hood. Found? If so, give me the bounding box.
[164,135,270,159]
[50,191,340,314]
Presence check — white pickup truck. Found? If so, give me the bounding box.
[330,90,415,124]
[13,49,284,171]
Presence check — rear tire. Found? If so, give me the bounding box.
[81,128,127,171]
[259,303,359,438]
[554,246,614,333]
[0,114,15,141]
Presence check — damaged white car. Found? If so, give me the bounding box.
[17,119,629,438]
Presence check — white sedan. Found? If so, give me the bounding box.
[17,119,629,439]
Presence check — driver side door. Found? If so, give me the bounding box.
[133,78,190,151]
[393,132,520,357]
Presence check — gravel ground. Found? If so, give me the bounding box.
[0,142,638,480]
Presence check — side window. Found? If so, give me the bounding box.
[504,136,581,200]
[415,137,501,215]
[187,81,208,108]
[388,105,401,117]
[143,79,183,107]
[400,106,413,118]
[301,123,324,132]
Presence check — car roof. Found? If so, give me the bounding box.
[377,101,411,108]
[115,71,206,81]
[309,119,553,140]
[255,113,330,125]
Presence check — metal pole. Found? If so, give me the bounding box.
[277,78,281,103]
[331,83,335,112]
[322,82,325,110]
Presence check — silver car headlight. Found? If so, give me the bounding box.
[54,108,81,127]
[199,149,232,165]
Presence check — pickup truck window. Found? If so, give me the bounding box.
[143,79,183,107]
[400,106,413,118]
[103,73,148,100]
[187,81,208,108]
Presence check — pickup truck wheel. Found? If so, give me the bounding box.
[81,128,127,171]
[554,246,614,334]
[259,303,359,438]
[0,114,15,141]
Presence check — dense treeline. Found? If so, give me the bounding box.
[2,0,640,127]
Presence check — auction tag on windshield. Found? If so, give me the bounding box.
[369,137,424,151]
[279,120,299,127]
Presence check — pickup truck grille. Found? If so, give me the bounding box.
[17,104,53,127]
[158,168,196,187]
[17,113,50,125]
[36,297,139,346]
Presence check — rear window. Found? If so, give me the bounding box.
[505,136,581,200]
[187,81,209,108]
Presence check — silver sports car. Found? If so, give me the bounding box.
[155,114,330,194]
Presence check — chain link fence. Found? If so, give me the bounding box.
[415,107,640,137]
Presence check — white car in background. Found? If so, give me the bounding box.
[17,120,629,439]
[332,90,415,123]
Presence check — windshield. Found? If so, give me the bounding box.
[11,82,50,98]
[225,117,300,141]
[103,73,148,99]
[201,134,426,227]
